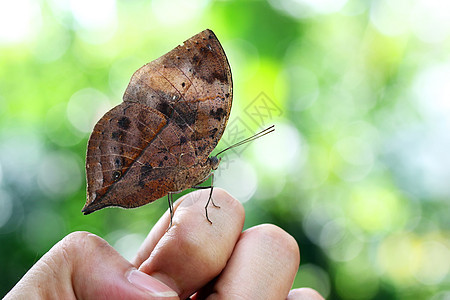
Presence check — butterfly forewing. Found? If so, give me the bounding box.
[123,29,232,162]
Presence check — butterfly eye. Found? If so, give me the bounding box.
[113,170,122,181]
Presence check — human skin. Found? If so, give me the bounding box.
[5,188,324,300]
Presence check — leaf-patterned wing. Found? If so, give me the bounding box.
[123,29,232,163]
[84,102,174,213]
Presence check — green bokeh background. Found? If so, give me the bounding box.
[1,0,449,299]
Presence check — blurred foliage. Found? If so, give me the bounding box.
[1,0,450,299]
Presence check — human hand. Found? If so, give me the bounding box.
[5,188,324,299]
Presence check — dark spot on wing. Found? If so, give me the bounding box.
[156,100,172,117]
[209,128,218,138]
[198,144,207,153]
[210,71,227,84]
[138,163,155,188]
[141,162,153,175]
[209,107,225,121]
[173,103,197,129]
[193,52,227,84]
[118,117,131,130]
[115,158,122,168]
[111,130,125,142]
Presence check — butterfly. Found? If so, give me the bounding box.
[82,29,233,223]
[82,29,274,224]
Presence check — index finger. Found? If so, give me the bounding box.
[133,188,245,299]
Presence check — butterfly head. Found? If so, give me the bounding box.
[208,156,221,170]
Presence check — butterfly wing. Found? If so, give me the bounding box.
[84,102,175,213]
[83,29,232,214]
[123,29,232,163]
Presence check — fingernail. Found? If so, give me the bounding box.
[127,269,178,297]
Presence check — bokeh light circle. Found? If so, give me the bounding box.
[113,232,146,262]
[252,122,305,174]
[0,0,42,44]
[214,157,258,203]
[37,151,82,198]
[67,88,111,134]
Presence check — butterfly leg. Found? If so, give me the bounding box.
[192,173,220,224]
[168,192,174,229]
[208,173,220,208]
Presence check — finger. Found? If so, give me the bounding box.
[132,192,183,268]
[197,224,300,299]
[5,231,178,300]
[68,232,179,299]
[132,188,229,267]
[137,188,245,299]
[132,203,173,267]
[287,288,325,300]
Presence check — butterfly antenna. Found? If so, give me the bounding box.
[216,125,275,156]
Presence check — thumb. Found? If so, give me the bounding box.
[5,231,179,300]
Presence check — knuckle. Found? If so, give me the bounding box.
[49,231,91,270]
[62,231,92,244]
[59,231,104,260]
[61,231,90,250]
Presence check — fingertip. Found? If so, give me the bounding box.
[209,224,301,299]
[137,188,246,299]
[173,188,245,230]
[133,188,245,269]
[245,224,300,266]
[177,187,242,209]
[211,187,245,217]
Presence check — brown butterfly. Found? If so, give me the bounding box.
[83,29,232,222]
[82,29,274,223]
